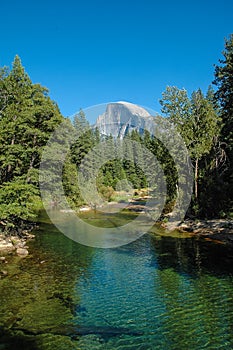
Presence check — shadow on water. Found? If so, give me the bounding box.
[149,233,233,277]
[0,327,41,350]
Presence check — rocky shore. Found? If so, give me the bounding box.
[0,231,35,257]
[0,231,36,279]
[164,219,233,245]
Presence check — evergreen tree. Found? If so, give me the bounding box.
[0,56,63,232]
[190,89,220,200]
[213,34,233,213]
[130,130,147,188]
[71,109,94,167]
[149,135,178,209]
[122,134,139,188]
[160,86,219,214]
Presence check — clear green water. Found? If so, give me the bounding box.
[1,212,233,349]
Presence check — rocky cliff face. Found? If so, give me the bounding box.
[95,101,157,138]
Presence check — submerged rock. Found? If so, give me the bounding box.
[16,247,29,257]
[0,269,8,277]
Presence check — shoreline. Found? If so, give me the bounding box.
[1,213,233,259]
[0,230,36,257]
[162,219,233,245]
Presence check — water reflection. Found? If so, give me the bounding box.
[74,234,233,349]
[151,234,233,277]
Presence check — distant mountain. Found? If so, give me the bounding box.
[95,101,157,138]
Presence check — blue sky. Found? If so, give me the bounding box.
[1,0,233,120]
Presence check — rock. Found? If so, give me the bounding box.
[179,223,194,232]
[0,240,15,252]
[0,269,8,276]
[0,257,6,262]
[23,232,35,239]
[165,221,182,231]
[0,232,34,256]
[15,241,26,249]
[10,237,22,246]
[79,207,91,212]
[96,101,157,138]
[60,209,75,213]
[16,247,29,257]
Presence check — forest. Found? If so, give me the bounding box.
[0,34,232,235]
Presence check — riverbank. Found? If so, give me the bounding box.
[1,205,233,261]
[0,231,35,257]
[163,219,233,245]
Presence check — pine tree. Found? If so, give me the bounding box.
[0,56,63,231]
[213,34,233,213]
[160,86,219,214]
[71,109,94,167]
[190,89,220,200]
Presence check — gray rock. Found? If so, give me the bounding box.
[95,102,158,138]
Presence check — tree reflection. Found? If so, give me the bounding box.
[150,235,233,349]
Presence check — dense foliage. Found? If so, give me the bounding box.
[0,56,63,232]
[160,86,220,216]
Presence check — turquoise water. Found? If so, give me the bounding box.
[1,215,233,349]
[74,237,233,350]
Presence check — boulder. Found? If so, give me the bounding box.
[0,240,15,252]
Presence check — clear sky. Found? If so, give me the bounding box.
[1,0,233,119]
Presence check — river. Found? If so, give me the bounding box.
[0,211,233,349]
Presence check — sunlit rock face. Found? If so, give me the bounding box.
[95,101,157,138]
